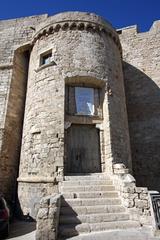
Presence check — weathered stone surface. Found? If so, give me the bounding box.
[112,169,152,225]
[36,194,61,240]
[9,11,131,217]
[119,22,160,191]
[0,11,159,237]
[0,14,48,205]
[58,175,141,239]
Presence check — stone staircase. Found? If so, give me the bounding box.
[58,174,140,239]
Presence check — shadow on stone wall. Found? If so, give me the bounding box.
[123,61,160,192]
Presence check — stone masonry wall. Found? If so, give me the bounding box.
[0,14,48,205]
[17,12,131,217]
[17,33,65,216]
[119,21,160,191]
[36,194,61,240]
[113,164,152,226]
[1,11,159,219]
[106,40,132,172]
[0,51,29,204]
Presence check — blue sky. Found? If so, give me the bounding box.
[0,0,160,32]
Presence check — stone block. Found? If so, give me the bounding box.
[122,192,138,199]
[139,193,148,200]
[37,208,48,219]
[123,199,134,208]
[135,199,149,209]
[135,187,146,193]
[123,186,135,194]
[36,194,61,240]
[40,196,50,208]
[48,208,57,219]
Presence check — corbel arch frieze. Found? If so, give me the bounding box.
[32,20,122,55]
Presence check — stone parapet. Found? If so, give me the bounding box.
[112,164,152,226]
[36,194,61,240]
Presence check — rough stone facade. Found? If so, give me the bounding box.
[0,14,48,207]
[0,12,159,225]
[17,12,132,216]
[36,194,61,240]
[119,22,160,190]
[113,163,151,226]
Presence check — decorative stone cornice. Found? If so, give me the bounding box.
[17,176,56,183]
[32,20,122,55]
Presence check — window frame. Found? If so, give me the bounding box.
[39,50,52,66]
[65,85,101,117]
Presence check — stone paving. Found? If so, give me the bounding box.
[59,227,160,240]
[7,231,35,240]
[5,221,160,240]
[6,221,36,240]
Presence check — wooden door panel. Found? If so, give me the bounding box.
[66,124,101,173]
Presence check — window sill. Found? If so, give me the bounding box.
[66,113,103,118]
[65,114,103,124]
[35,61,56,72]
[75,114,96,117]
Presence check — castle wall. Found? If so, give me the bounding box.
[0,51,29,205]
[3,11,160,217]
[0,15,47,205]
[119,21,160,190]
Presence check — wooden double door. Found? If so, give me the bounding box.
[66,124,101,173]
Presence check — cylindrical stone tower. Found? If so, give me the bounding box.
[17,12,131,217]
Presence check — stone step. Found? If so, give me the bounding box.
[64,174,109,181]
[59,220,140,238]
[60,205,126,215]
[59,212,130,224]
[61,179,113,186]
[60,185,115,192]
[61,198,121,207]
[62,191,118,199]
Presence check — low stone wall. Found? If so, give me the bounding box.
[36,194,61,240]
[112,164,152,225]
